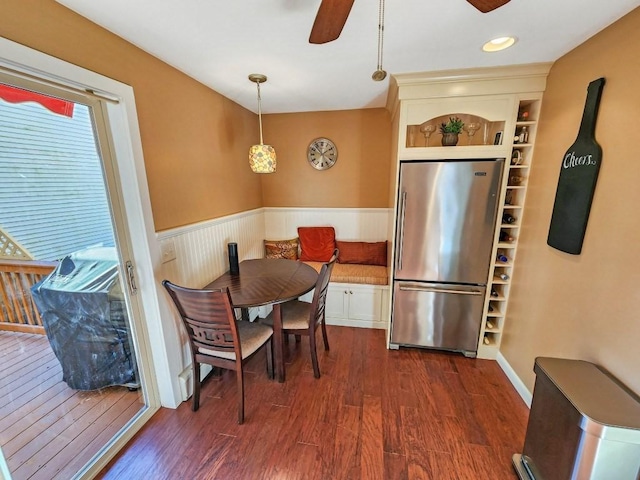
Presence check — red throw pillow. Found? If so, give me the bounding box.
[298,227,336,262]
[336,240,387,266]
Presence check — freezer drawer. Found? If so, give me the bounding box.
[390,281,485,355]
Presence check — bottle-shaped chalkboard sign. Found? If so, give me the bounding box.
[547,78,605,254]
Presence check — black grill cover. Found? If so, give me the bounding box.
[31,247,138,390]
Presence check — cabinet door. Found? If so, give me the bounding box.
[325,285,349,319]
[348,286,382,322]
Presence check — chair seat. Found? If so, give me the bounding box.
[262,301,310,331]
[199,321,273,360]
[263,249,337,379]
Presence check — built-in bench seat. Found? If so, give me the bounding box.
[298,261,389,330]
[262,227,390,329]
[301,261,388,286]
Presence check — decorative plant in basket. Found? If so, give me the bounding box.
[440,116,465,146]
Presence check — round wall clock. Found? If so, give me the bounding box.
[307,137,338,170]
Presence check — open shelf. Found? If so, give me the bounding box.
[478,95,542,358]
[405,113,506,148]
[484,317,501,332]
[492,276,510,284]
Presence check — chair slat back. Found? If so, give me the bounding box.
[310,249,338,328]
[162,281,240,358]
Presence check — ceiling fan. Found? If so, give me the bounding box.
[466,0,511,13]
[308,0,511,44]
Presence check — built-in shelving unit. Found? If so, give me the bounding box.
[386,64,551,359]
[477,96,543,358]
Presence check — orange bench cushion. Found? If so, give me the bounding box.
[302,261,388,286]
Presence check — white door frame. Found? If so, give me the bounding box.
[0,37,183,478]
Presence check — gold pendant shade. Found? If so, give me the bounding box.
[249,144,276,173]
[248,74,276,174]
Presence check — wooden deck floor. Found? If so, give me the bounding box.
[0,331,143,480]
[98,326,529,480]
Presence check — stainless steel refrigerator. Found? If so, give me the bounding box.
[390,158,504,356]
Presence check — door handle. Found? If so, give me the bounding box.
[126,260,138,295]
[396,191,407,271]
[399,285,483,296]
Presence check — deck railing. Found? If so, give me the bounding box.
[0,259,57,334]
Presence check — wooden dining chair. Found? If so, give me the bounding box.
[261,249,338,378]
[162,280,274,424]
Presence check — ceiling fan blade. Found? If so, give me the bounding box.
[309,0,355,44]
[466,0,510,13]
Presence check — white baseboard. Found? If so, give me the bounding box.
[325,317,387,330]
[178,364,214,402]
[497,352,532,407]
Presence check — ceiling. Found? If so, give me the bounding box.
[55,0,640,114]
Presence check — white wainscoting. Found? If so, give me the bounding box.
[158,207,393,288]
[264,207,392,242]
[157,208,265,288]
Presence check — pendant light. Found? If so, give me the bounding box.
[372,0,387,81]
[248,74,276,173]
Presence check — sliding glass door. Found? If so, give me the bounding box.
[0,71,155,480]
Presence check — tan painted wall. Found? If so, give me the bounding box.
[1,0,262,231]
[262,109,392,207]
[501,7,640,395]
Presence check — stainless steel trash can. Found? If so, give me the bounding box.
[513,357,640,480]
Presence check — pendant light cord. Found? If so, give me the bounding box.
[376,0,385,71]
[256,81,264,145]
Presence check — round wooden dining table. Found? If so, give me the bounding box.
[204,258,318,382]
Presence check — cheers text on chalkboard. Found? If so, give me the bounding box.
[547,78,605,255]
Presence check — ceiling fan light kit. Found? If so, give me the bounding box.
[248,74,276,174]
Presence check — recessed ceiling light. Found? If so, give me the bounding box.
[482,36,517,52]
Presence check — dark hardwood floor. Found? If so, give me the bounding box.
[98,326,528,480]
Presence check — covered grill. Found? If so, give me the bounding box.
[31,247,138,390]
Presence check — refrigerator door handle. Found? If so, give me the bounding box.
[396,190,407,271]
[398,285,484,296]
